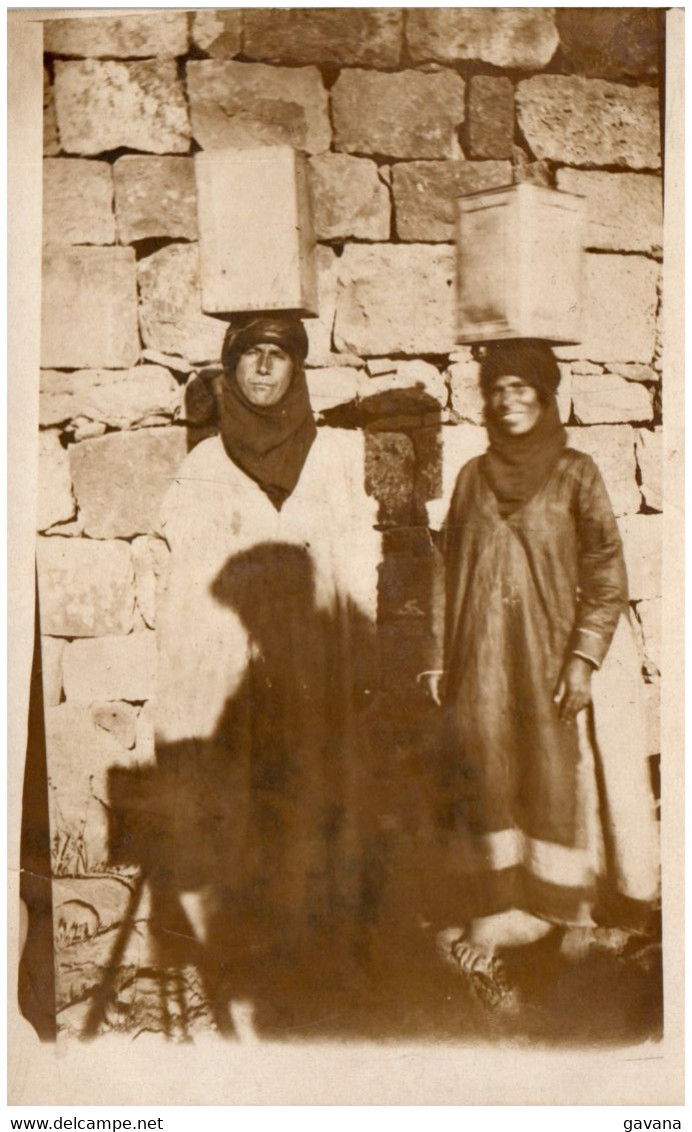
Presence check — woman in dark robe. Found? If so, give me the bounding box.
[426,340,659,1011]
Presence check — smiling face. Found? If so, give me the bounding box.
[488,374,543,436]
[235,342,294,406]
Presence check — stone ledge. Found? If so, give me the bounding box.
[572,373,653,425]
[40,367,181,431]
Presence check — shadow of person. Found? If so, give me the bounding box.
[141,541,382,1038]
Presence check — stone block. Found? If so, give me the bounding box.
[37,536,135,638]
[244,8,403,67]
[358,361,447,412]
[38,431,76,533]
[334,244,456,356]
[608,364,659,385]
[191,10,243,58]
[566,426,640,517]
[572,373,653,425]
[516,77,660,170]
[303,246,340,368]
[365,431,415,526]
[54,59,190,156]
[556,170,662,255]
[309,154,390,242]
[43,159,114,246]
[62,633,157,704]
[581,254,659,364]
[406,8,559,68]
[44,12,189,58]
[447,359,484,425]
[41,247,139,370]
[378,551,435,622]
[556,9,661,81]
[40,367,181,432]
[306,368,360,415]
[137,244,226,364]
[392,159,512,241]
[132,535,170,630]
[426,423,487,530]
[636,428,663,513]
[41,636,65,708]
[92,702,138,750]
[618,515,662,601]
[510,149,553,188]
[636,598,661,676]
[45,703,135,874]
[113,157,197,244]
[466,77,514,160]
[44,68,60,156]
[69,428,188,540]
[187,61,330,155]
[332,70,465,160]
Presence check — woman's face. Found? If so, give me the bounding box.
[488,374,542,435]
[235,342,294,406]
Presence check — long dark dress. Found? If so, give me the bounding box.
[431,446,659,928]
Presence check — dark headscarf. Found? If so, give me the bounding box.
[479,340,567,518]
[217,315,316,511]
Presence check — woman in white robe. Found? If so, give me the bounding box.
[152,316,380,1025]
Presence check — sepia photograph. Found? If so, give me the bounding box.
[8,3,684,1107]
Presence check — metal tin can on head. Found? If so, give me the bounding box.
[194,146,319,318]
[456,182,586,346]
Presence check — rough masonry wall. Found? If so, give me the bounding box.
[37,8,664,1022]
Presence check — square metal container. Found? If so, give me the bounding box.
[456,182,586,344]
[195,146,318,317]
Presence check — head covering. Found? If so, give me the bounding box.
[217,314,316,511]
[221,315,309,374]
[478,340,567,518]
[479,339,561,403]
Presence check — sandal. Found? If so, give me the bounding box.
[441,933,521,1014]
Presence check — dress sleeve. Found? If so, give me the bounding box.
[571,456,629,669]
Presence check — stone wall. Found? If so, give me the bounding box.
[38,8,663,1030]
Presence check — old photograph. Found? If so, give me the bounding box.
[9,4,683,1106]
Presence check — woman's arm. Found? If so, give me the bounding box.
[555,456,629,724]
[570,455,629,669]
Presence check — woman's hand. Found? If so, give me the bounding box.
[417,670,444,707]
[554,656,594,724]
